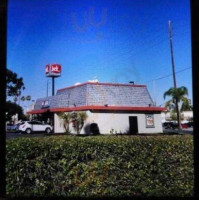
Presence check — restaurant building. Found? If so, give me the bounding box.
[28,82,166,134]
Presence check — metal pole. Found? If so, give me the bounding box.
[47,79,48,97]
[52,77,55,96]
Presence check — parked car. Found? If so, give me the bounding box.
[17,120,53,134]
[162,122,178,129]
[181,123,189,129]
[15,121,25,132]
[6,123,17,131]
[187,122,193,128]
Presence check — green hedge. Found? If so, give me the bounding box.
[6,135,194,197]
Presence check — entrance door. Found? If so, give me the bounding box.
[129,116,138,134]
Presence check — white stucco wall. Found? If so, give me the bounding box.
[161,111,193,123]
[54,111,163,134]
[182,111,193,119]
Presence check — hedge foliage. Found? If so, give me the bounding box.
[6,135,194,197]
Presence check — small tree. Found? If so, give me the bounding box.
[57,112,72,134]
[71,111,88,134]
[181,97,192,111]
[187,117,193,122]
[170,111,184,121]
[6,69,25,98]
[6,101,27,122]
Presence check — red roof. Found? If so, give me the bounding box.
[27,105,166,114]
[57,82,146,92]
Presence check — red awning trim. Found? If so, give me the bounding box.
[27,109,49,114]
[27,106,166,114]
[57,82,146,92]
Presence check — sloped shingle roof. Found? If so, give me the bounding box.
[34,82,154,110]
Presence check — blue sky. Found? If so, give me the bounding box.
[7,0,192,107]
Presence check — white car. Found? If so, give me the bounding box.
[18,121,53,134]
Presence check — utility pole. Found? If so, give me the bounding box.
[168,20,177,89]
[168,20,181,129]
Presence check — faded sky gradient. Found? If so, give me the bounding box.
[7,0,192,108]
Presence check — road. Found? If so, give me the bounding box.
[6,132,47,139]
[163,128,193,135]
[6,128,193,139]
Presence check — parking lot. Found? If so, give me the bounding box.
[6,132,47,139]
[6,128,193,139]
[163,127,193,134]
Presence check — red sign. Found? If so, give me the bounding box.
[45,64,61,77]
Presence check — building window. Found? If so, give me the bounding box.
[146,114,155,128]
[42,100,49,108]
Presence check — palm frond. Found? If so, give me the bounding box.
[163,87,175,99]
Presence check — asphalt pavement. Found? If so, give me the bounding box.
[6,132,47,139]
[163,128,193,135]
[6,128,193,139]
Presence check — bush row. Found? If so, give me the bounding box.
[6,135,194,197]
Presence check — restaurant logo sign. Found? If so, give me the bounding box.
[45,64,61,77]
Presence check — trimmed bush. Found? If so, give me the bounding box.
[6,135,194,197]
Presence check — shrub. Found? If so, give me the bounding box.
[90,123,100,135]
[6,135,194,197]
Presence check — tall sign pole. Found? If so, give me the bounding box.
[52,77,55,96]
[45,64,61,96]
[47,79,49,97]
[45,64,62,134]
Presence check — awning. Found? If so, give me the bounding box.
[27,106,167,114]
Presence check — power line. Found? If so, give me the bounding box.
[145,66,191,83]
[78,27,189,74]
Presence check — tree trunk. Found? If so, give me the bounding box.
[175,99,182,130]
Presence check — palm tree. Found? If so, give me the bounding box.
[20,96,26,107]
[71,111,88,134]
[78,111,88,131]
[164,86,188,129]
[57,112,72,134]
[26,95,31,101]
[26,95,31,110]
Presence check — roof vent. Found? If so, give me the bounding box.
[129,81,134,85]
[88,79,99,83]
[74,82,81,86]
